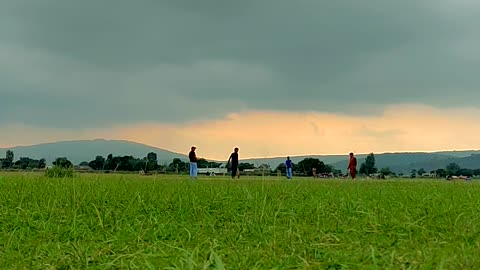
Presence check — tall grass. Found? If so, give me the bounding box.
[0,173,479,269]
[44,166,74,178]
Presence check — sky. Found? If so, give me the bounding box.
[1,0,479,160]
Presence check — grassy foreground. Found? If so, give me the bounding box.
[1,173,480,269]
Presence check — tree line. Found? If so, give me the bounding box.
[410,163,480,178]
[0,151,224,173]
[349,153,480,178]
[81,154,222,173]
[0,150,46,169]
[83,155,340,175]
[0,150,341,175]
[2,150,478,178]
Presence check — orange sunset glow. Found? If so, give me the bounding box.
[2,104,480,160]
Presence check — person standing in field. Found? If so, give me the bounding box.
[286,156,293,179]
[227,147,240,179]
[348,152,357,180]
[189,146,198,179]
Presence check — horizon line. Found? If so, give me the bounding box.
[1,138,479,160]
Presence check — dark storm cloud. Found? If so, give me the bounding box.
[1,0,479,128]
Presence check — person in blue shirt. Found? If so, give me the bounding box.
[285,156,293,179]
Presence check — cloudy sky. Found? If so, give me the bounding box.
[1,0,479,159]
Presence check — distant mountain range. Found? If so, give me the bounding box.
[1,139,480,174]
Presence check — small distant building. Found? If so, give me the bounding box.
[197,168,227,175]
[422,172,436,178]
[74,165,94,172]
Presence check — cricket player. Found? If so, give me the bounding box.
[348,152,357,180]
[227,147,240,179]
[189,146,198,179]
[286,156,293,179]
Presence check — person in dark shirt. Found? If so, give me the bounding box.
[188,146,198,179]
[348,152,357,180]
[227,147,240,179]
[285,156,293,179]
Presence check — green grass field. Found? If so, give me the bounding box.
[1,173,480,269]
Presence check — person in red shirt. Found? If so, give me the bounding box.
[347,152,357,180]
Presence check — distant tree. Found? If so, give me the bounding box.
[410,169,417,178]
[89,156,106,170]
[332,169,343,176]
[102,154,144,172]
[197,158,210,168]
[473,169,480,176]
[359,153,377,176]
[104,154,115,170]
[2,150,14,168]
[79,161,89,166]
[458,168,473,177]
[380,167,393,176]
[28,159,41,169]
[324,164,335,174]
[52,157,73,169]
[14,157,37,170]
[111,155,142,171]
[436,168,447,178]
[6,150,14,163]
[275,163,287,174]
[238,163,255,171]
[158,163,167,172]
[145,152,158,172]
[147,152,157,162]
[168,158,187,173]
[196,159,223,169]
[209,162,222,168]
[359,164,366,175]
[258,164,271,171]
[297,158,327,176]
[417,168,426,176]
[12,157,46,170]
[38,158,47,169]
[99,155,141,172]
[446,163,462,176]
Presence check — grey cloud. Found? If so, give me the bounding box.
[1,0,479,128]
